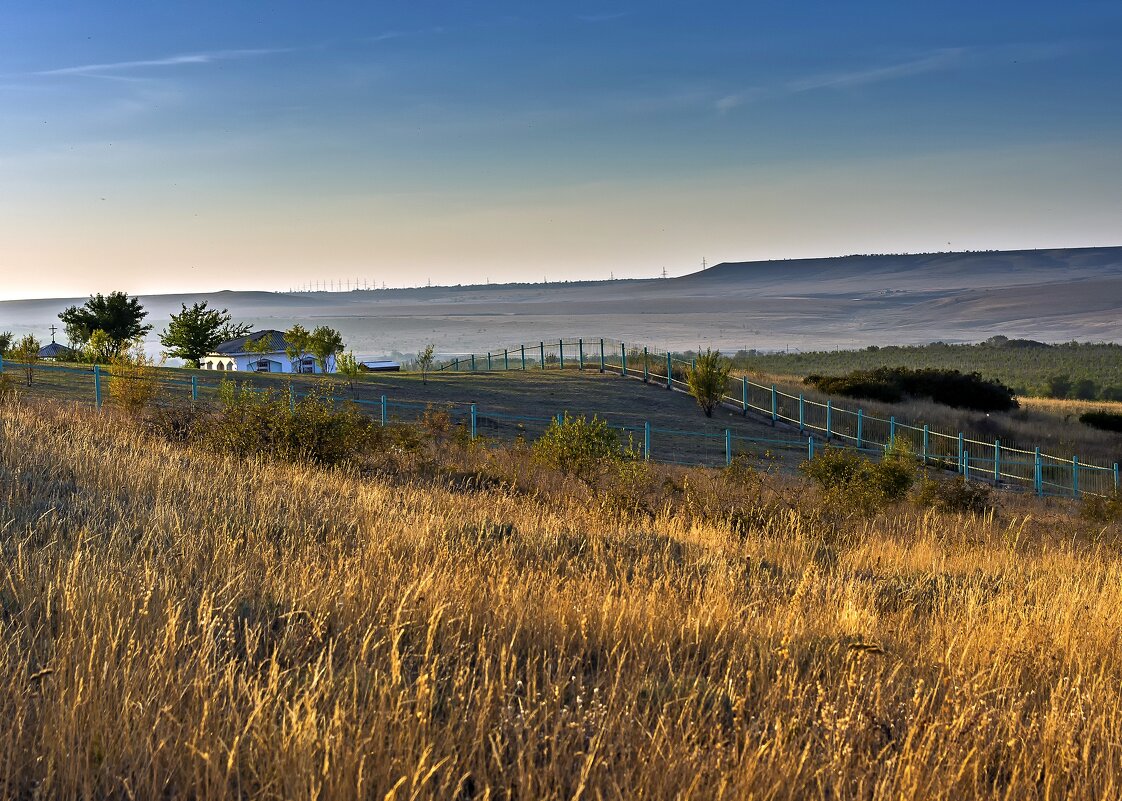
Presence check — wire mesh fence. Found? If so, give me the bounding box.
[435,337,1121,498]
[3,352,1118,498]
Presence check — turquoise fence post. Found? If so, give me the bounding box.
[666,352,672,389]
[1114,463,1119,493]
[742,377,748,416]
[521,345,526,370]
[994,439,1001,484]
[856,409,864,449]
[1035,448,1043,495]
[889,416,896,444]
[725,429,732,467]
[958,432,965,475]
[599,339,605,373]
[0,355,4,373]
[557,412,563,426]
[540,342,545,370]
[620,344,627,377]
[471,354,476,371]
[808,436,815,460]
[578,339,584,371]
[289,384,296,413]
[381,394,387,426]
[770,384,777,425]
[643,347,649,382]
[470,404,477,440]
[559,340,564,369]
[1073,457,1080,499]
[487,352,492,371]
[191,375,198,402]
[93,365,102,408]
[798,394,805,431]
[922,425,929,464]
[644,421,650,461]
[826,400,832,440]
[504,349,509,370]
[964,450,970,479]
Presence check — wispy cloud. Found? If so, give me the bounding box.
[37,48,289,78]
[785,48,965,93]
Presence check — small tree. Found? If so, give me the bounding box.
[284,324,313,373]
[11,334,41,386]
[686,348,731,417]
[108,340,163,413]
[532,413,630,486]
[336,351,361,398]
[416,343,435,384]
[160,302,251,367]
[309,326,344,373]
[84,329,115,364]
[0,331,12,356]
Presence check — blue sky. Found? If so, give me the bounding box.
[1,1,1120,297]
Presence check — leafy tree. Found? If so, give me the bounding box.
[686,348,731,417]
[416,343,435,384]
[336,351,362,397]
[309,326,344,373]
[84,329,115,364]
[0,331,12,356]
[160,302,251,367]
[59,292,151,358]
[284,324,313,373]
[532,413,631,486]
[11,334,41,386]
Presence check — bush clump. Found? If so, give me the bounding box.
[915,476,994,514]
[204,380,381,466]
[805,366,1018,412]
[1079,411,1122,433]
[800,445,916,516]
[532,413,634,486]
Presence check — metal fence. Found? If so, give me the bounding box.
[4,351,1118,498]
[438,337,1122,498]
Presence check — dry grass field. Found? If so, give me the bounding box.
[2,395,1122,799]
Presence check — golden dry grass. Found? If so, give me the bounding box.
[1,399,1121,799]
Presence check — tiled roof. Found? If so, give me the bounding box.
[212,329,289,355]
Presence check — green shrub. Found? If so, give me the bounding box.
[805,367,1017,412]
[1079,411,1122,433]
[532,413,632,485]
[915,476,994,514]
[799,446,917,516]
[686,349,731,417]
[204,380,380,466]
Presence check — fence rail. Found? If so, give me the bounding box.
[436,337,1121,499]
[3,351,1118,498]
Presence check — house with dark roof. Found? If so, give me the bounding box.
[201,329,335,374]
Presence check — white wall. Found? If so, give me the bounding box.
[199,352,335,373]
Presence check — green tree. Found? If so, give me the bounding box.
[416,343,435,385]
[59,292,151,358]
[309,326,344,373]
[11,334,41,386]
[0,331,12,356]
[686,348,731,417]
[159,302,251,368]
[284,324,313,373]
[336,351,362,397]
[84,329,115,364]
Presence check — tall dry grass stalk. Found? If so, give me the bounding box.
[1,400,1121,799]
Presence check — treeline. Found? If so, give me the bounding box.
[720,336,1122,401]
[804,367,1018,412]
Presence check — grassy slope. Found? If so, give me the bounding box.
[739,342,1122,397]
[1,400,1121,798]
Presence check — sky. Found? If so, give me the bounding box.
[1,0,1121,299]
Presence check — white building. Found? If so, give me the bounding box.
[201,330,335,373]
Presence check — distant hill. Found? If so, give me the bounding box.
[1,247,1119,355]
